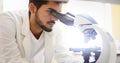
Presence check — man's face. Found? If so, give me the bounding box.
[35,1,62,32]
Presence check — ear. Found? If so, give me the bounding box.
[29,3,37,14]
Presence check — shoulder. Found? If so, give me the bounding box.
[0,10,29,30]
[0,10,28,25]
[0,10,28,20]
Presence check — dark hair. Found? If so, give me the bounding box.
[29,0,68,17]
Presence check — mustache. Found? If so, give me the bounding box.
[47,20,55,24]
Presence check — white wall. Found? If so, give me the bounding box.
[3,0,29,12]
[0,0,3,13]
[64,0,112,33]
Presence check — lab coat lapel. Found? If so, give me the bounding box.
[22,34,32,61]
[15,10,30,58]
[21,12,33,61]
[44,32,55,63]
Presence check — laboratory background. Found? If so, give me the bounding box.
[0,0,120,63]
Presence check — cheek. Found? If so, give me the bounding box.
[37,11,50,23]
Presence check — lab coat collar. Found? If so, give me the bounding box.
[20,11,32,60]
[21,11,30,36]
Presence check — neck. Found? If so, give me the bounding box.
[30,17,43,39]
[32,30,43,39]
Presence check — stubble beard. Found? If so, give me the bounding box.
[35,12,53,32]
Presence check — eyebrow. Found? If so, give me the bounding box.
[48,8,61,13]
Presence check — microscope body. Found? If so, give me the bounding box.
[49,8,116,63]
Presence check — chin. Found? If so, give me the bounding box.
[44,29,52,32]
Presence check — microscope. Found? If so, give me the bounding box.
[48,8,116,63]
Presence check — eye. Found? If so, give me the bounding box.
[46,9,52,15]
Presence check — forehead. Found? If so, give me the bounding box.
[42,1,62,12]
[49,0,68,2]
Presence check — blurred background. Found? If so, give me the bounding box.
[0,0,120,63]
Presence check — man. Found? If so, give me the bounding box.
[0,0,83,63]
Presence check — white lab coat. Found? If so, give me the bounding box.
[0,10,83,63]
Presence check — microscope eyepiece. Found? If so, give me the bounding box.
[48,8,74,26]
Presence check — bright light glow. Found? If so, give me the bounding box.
[61,0,111,49]
[63,26,85,48]
[62,26,102,49]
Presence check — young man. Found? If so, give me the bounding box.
[0,0,83,63]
